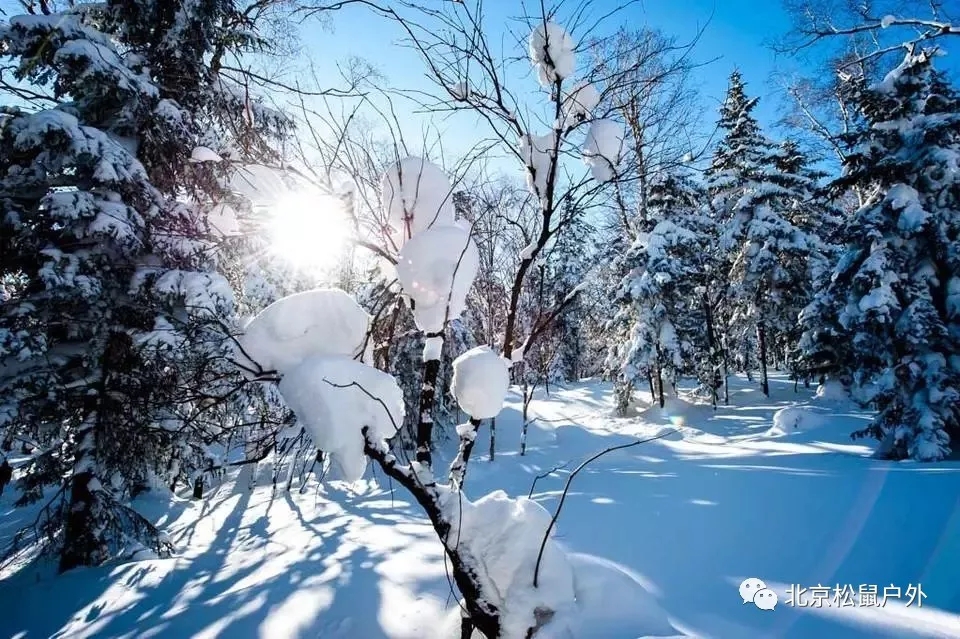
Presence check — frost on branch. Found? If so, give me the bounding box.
[380,156,456,243]
[582,119,625,183]
[529,21,576,86]
[279,355,404,482]
[240,288,371,373]
[451,346,511,419]
[395,224,479,333]
[560,81,600,128]
[520,132,558,198]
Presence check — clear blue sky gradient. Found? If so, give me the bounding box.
[305,0,960,159]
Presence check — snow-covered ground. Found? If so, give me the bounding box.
[2,374,960,638]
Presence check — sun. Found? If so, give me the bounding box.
[266,189,353,271]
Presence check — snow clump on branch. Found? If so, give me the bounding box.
[529,22,576,86]
[381,156,456,243]
[395,224,479,333]
[452,346,511,419]
[583,119,625,183]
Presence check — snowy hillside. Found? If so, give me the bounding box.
[2,375,958,639]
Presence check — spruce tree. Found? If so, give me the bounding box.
[707,71,823,396]
[800,48,960,461]
[0,1,281,570]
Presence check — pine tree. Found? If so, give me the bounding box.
[800,48,960,461]
[617,169,717,407]
[0,1,280,570]
[706,71,824,396]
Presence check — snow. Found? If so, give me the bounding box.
[207,202,241,237]
[380,157,456,242]
[560,81,600,128]
[279,355,404,482]
[520,132,558,198]
[4,374,960,639]
[240,288,371,374]
[423,335,444,361]
[228,163,289,204]
[189,146,223,163]
[395,224,479,333]
[582,119,625,183]
[451,346,511,419]
[528,22,576,86]
[881,14,896,28]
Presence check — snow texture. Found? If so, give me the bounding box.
[582,119,624,182]
[189,146,223,163]
[520,132,558,198]
[240,288,371,374]
[881,14,896,28]
[207,203,240,237]
[278,355,404,482]
[529,22,576,86]
[395,224,479,333]
[380,157,456,242]
[441,489,575,638]
[451,346,511,419]
[560,81,600,128]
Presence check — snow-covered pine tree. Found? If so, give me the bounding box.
[542,213,594,383]
[0,1,275,571]
[617,169,717,406]
[799,47,960,461]
[706,71,822,396]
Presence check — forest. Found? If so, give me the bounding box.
[1,0,959,637]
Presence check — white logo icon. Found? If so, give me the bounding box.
[739,578,777,610]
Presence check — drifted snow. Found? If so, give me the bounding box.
[451,346,511,419]
[395,224,479,333]
[529,22,576,86]
[278,355,403,482]
[582,119,624,183]
[240,288,370,374]
[381,157,456,242]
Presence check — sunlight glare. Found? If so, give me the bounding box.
[266,189,352,271]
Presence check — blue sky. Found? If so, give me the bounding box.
[308,1,795,141]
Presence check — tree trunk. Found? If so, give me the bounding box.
[757,321,769,397]
[655,352,665,409]
[416,355,442,466]
[488,418,496,461]
[193,475,204,499]
[520,384,530,456]
[450,417,483,487]
[60,421,105,573]
[721,334,730,405]
[703,294,719,409]
[647,370,655,401]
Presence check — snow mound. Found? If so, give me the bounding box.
[279,355,404,483]
[529,22,576,86]
[540,553,681,638]
[241,288,370,374]
[395,224,479,333]
[442,489,576,638]
[452,346,511,419]
[381,156,455,242]
[582,119,624,183]
[561,81,600,127]
[768,406,830,436]
[815,379,851,403]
